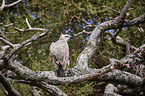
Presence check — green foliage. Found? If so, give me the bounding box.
[13,83,31,96]
[59,81,96,96]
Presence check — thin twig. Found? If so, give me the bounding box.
[0,0,22,11]
[74,30,92,36]
[14,18,46,32]
[82,18,96,27]
[0,23,14,27]
[26,18,32,28]
[0,37,14,48]
[102,6,120,13]
[4,31,50,60]
[0,72,21,96]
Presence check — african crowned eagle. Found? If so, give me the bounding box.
[49,34,71,77]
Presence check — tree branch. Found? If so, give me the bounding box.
[5,60,115,86]
[3,31,50,60]
[74,30,92,36]
[26,18,32,29]
[15,80,67,96]
[0,37,14,48]
[118,0,133,22]
[0,0,22,11]
[102,6,120,13]
[0,72,21,96]
[97,69,143,87]
[14,18,46,32]
[124,13,145,26]
[75,0,141,70]
[0,23,14,27]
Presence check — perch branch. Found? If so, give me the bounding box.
[5,59,143,87]
[6,60,118,86]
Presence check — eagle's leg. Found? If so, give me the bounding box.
[57,64,66,77]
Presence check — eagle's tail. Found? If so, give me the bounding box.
[57,64,65,77]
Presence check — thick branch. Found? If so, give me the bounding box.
[15,80,67,96]
[75,0,144,69]
[3,59,116,86]
[6,58,143,87]
[97,69,143,87]
[0,72,21,96]
[35,81,67,96]
[5,59,143,89]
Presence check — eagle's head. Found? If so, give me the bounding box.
[59,34,71,42]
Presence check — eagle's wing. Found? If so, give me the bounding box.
[49,40,69,70]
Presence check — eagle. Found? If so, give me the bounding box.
[49,33,71,77]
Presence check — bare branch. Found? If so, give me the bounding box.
[0,29,9,40]
[26,18,32,28]
[75,0,139,70]
[137,25,144,33]
[0,0,5,11]
[0,37,14,48]
[0,0,22,11]
[15,80,67,96]
[126,40,130,55]
[4,31,50,60]
[74,30,92,36]
[111,0,133,45]
[0,23,14,27]
[102,6,120,13]
[111,0,133,44]
[133,44,145,54]
[118,0,133,21]
[124,13,145,26]
[0,72,21,96]
[82,18,96,27]
[6,60,115,86]
[14,18,46,32]
[14,27,46,32]
[30,86,41,96]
